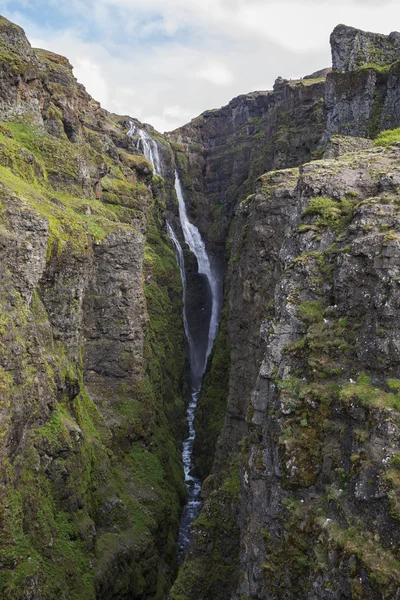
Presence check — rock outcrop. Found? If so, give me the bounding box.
[331,24,400,73]
[324,25,400,141]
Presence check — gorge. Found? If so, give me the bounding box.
[2,14,400,600]
[128,122,222,555]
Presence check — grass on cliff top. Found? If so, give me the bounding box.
[374,128,400,147]
[298,77,326,87]
[0,164,134,257]
[301,196,357,232]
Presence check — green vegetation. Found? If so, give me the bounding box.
[356,62,393,75]
[366,87,386,139]
[340,374,400,411]
[169,457,241,600]
[326,522,400,592]
[297,300,324,324]
[301,196,356,231]
[374,127,400,146]
[0,52,187,597]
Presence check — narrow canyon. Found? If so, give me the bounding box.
[1,16,400,600]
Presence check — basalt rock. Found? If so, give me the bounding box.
[172,142,400,600]
[167,76,326,260]
[331,24,400,73]
[0,15,188,600]
[324,25,400,141]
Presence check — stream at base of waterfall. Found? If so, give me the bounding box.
[128,122,222,558]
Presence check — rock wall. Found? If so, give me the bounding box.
[331,24,400,73]
[324,25,400,141]
[171,137,400,600]
[167,75,326,259]
[0,16,188,600]
[233,146,400,600]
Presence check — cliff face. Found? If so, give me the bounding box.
[171,142,400,600]
[232,147,400,600]
[167,75,327,260]
[0,16,188,600]
[170,23,400,600]
[325,26,400,140]
[166,77,328,482]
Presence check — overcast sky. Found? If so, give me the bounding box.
[1,1,399,132]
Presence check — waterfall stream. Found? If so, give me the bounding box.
[174,170,221,557]
[127,121,162,176]
[127,123,221,557]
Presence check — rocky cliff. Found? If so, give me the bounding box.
[325,25,400,140]
[169,23,400,600]
[0,16,188,600]
[167,73,327,260]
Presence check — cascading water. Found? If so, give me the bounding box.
[166,221,197,374]
[175,173,220,362]
[174,170,221,557]
[127,121,162,176]
[127,123,221,557]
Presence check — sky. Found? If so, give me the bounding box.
[1,0,400,132]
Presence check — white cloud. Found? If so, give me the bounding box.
[195,62,234,86]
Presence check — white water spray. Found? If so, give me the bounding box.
[175,172,220,363]
[127,121,162,176]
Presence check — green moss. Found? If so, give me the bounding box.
[374,127,400,147]
[0,97,187,597]
[260,498,321,597]
[297,301,324,324]
[340,374,400,411]
[0,38,29,74]
[356,63,393,75]
[332,69,375,97]
[326,522,400,591]
[0,122,148,256]
[366,86,386,139]
[301,196,356,231]
[101,176,150,211]
[300,77,326,86]
[169,458,241,600]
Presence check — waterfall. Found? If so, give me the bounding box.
[174,170,222,557]
[174,172,220,364]
[126,124,221,558]
[127,121,162,176]
[166,221,197,376]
